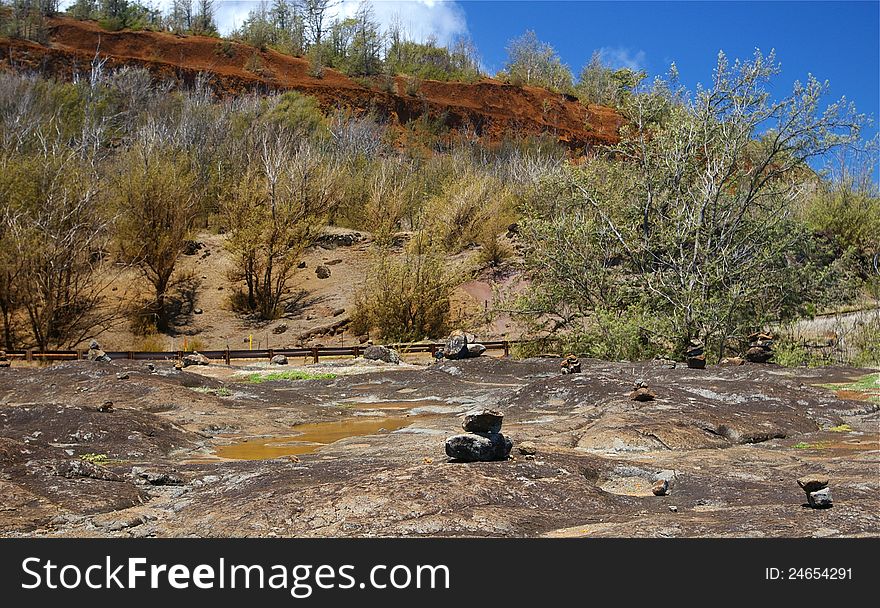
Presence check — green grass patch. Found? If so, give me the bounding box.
[244,371,337,383]
[818,373,880,392]
[190,386,232,397]
[827,424,852,433]
[80,453,110,465]
[793,441,827,450]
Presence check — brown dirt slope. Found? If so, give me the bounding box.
[0,16,622,149]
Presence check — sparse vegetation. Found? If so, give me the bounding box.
[244,370,337,383]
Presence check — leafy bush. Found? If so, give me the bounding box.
[351,244,455,341]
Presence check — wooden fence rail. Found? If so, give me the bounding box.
[3,340,515,363]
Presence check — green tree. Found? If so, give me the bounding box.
[500,30,572,92]
[114,142,199,331]
[518,50,865,361]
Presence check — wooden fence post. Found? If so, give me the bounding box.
[225,348,231,365]
[503,341,510,357]
[312,347,319,364]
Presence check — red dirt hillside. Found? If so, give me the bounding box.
[0,16,622,149]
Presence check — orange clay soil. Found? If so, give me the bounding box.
[0,16,622,150]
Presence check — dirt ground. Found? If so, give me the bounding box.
[92,226,522,352]
[1,355,877,538]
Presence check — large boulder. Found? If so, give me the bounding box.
[270,354,288,366]
[182,352,210,367]
[443,331,468,359]
[462,409,504,433]
[363,345,400,364]
[445,433,512,462]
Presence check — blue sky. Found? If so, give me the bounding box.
[195,2,880,137]
[462,1,879,148]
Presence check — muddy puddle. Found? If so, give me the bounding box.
[213,415,420,460]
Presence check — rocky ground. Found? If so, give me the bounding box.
[0,356,878,538]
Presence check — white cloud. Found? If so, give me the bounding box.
[597,46,647,71]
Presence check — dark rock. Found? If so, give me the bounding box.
[652,479,669,496]
[462,409,504,433]
[316,265,331,279]
[273,323,288,334]
[363,345,400,364]
[466,343,486,357]
[326,259,343,266]
[116,372,129,380]
[146,363,156,373]
[445,433,512,462]
[686,355,706,369]
[194,308,203,315]
[807,487,833,509]
[297,261,306,269]
[746,347,773,363]
[131,467,184,486]
[98,401,114,412]
[797,475,830,494]
[182,240,203,255]
[270,354,288,365]
[316,232,363,248]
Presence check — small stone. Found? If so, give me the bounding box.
[462,409,504,433]
[297,261,306,269]
[720,357,745,366]
[194,308,203,315]
[560,354,581,374]
[146,363,156,373]
[807,487,833,509]
[633,378,648,389]
[273,324,288,334]
[668,505,678,513]
[652,479,669,496]
[87,348,111,362]
[686,355,706,369]
[116,372,129,380]
[98,401,114,413]
[466,343,486,357]
[517,441,537,456]
[270,354,288,365]
[315,265,331,279]
[797,475,830,494]
[629,387,657,402]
